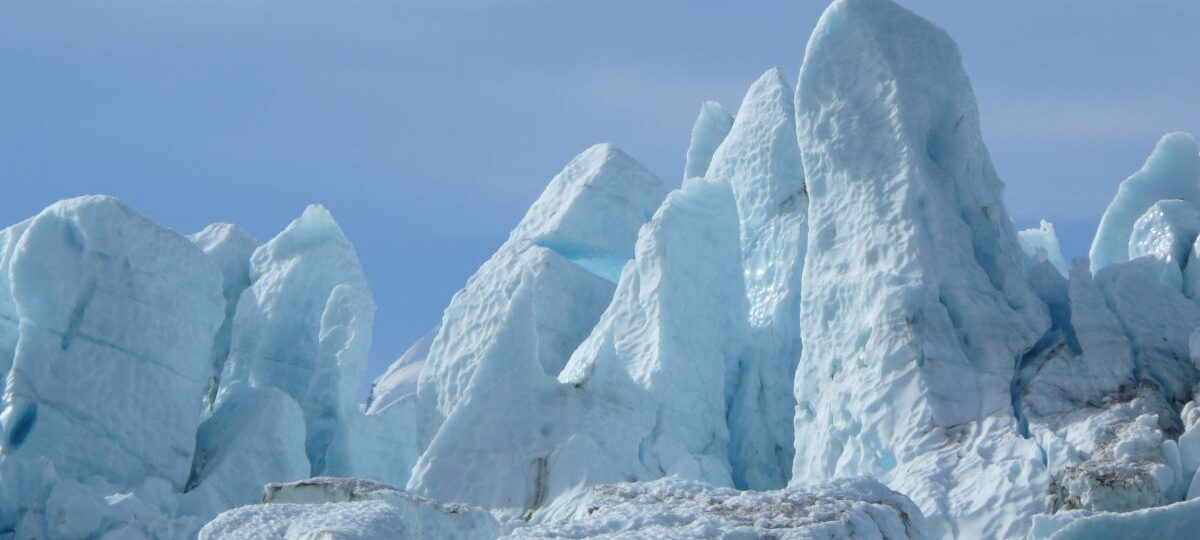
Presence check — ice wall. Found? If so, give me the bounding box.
[189,223,259,410]
[683,101,734,180]
[0,196,225,491]
[705,68,808,490]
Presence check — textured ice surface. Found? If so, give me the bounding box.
[201,477,501,540]
[1127,200,1200,291]
[414,144,666,450]
[13,1,1200,537]
[367,326,437,414]
[791,0,1051,537]
[0,219,30,411]
[409,177,746,523]
[507,476,929,539]
[1096,258,1200,405]
[186,387,309,510]
[705,68,808,490]
[189,223,259,409]
[547,177,748,517]
[1090,132,1200,273]
[215,205,380,478]
[1029,497,1200,540]
[1,196,224,491]
[6,462,208,540]
[683,101,733,180]
[1019,220,1069,277]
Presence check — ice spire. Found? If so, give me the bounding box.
[683,101,734,180]
[705,68,808,490]
[413,144,667,450]
[791,0,1050,536]
[214,204,375,477]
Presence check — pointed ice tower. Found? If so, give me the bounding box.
[683,101,734,180]
[413,144,667,449]
[791,0,1051,537]
[704,68,807,490]
[407,177,747,521]
[214,205,380,479]
[1091,132,1200,274]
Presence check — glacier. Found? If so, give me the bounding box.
[4,0,1200,538]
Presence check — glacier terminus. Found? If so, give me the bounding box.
[1,0,1199,539]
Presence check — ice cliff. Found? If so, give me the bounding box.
[3,0,1200,539]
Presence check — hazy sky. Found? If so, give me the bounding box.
[3,1,1198,391]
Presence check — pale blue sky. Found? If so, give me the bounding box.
[2,1,1198,390]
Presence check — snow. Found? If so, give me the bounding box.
[1,196,225,491]
[792,0,1051,537]
[414,144,666,451]
[1019,220,1069,277]
[1090,132,1200,273]
[704,68,808,490]
[200,477,501,540]
[506,476,930,539]
[683,101,733,180]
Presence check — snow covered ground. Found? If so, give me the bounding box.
[1,0,1199,538]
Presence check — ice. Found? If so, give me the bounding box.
[4,458,208,539]
[1127,200,1200,291]
[1090,132,1200,273]
[1095,258,1200,405]
[704,68,807,490]
[409,177,746,522]
[189,223,259,409]
[1019,220,1069,277]
[185,387,309,510]
[414,144,666,449]
[0,196,225,491]
[200,477,501,540]
[1029,497,1200,540]
[546,176,748,517]
[682,101,733,180]
[13,1,1200,537]
[791,0,1051,537]
[0,219,30,410]
[214,205,386,479]
[366,326,437,414]
[506,476,930,539]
